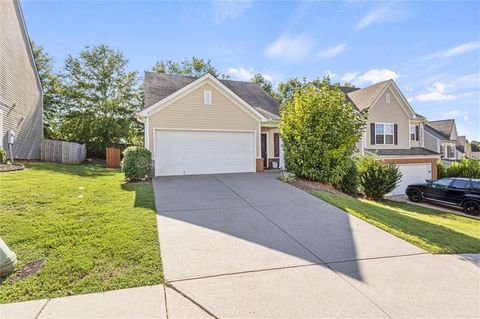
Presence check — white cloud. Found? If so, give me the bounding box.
[424,41,480,60]
[212,1,251,24]
[324,70,337,79]
[265,33,314,63]
[357,69,398,84]
[316,43,347,59]
[355,3,394,30]
[340,72,359,82]
[415,82,455,102]
[226,67,272,82]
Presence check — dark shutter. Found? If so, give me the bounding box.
[273,133,280,157]
[394,124,398,145]
[370,123,376,145]
[415,126,419,141]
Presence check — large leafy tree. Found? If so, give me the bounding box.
[59,45,142,156]
[280,78,368,184]
[276,78,307,107]
[31,41,63,138]
[152,57,228,78]
[251,73,274,97]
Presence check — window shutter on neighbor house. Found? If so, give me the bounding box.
[274,133,280,157]
[370,123,375,145]
[394,124,398,145]
[415,126,419,141]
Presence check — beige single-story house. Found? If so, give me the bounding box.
[137,72,281,176]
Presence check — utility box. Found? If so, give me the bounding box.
[7,130,14,145]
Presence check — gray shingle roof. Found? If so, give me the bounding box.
[346,80,391,110]
[365,147,440,156]
[427,119,455,140]
[144,72,280,119]
[424,124,447,140]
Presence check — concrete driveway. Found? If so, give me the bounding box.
[154,172,480,318]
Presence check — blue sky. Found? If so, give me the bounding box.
[22,0,480,140]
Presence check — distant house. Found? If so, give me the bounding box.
[137,72,281,176]
[424,119,470,161]
[341,80,441,195]
[0,0,43,160]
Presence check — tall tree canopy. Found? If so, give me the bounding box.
[152,57,228,78]
[59,45,142,156]
[31,41,63,138]
[251,73,274,97]
[280,78,368,184]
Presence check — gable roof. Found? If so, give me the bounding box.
[346,80,391,111]
[424,124,446,140]
[143,72,279,119]
[427,119,456,140]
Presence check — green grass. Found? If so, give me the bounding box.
[0,163,163,303]
[312,191,480,254]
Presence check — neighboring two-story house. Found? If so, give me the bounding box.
[0,0,44,160]
[344,80,441,195]
[424,119,470,162]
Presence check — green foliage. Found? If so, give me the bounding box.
[437,160,447,179]
[357,156,402,201]
[0,149,7,163]
[445,159,480,178]
[152,57,228,78]
[251,73,274,97]
[122,147,152,181]
[336,159,358,197]
[279,78,367,185]
[59,45,143,157]
[31,41,63,139]
[276,77,308,106]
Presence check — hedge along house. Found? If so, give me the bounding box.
[0,0,44,160]
[137,72,282,176]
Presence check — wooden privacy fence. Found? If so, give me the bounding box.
[41,139,86,164]
[106,147,121,168]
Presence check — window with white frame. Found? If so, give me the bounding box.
[375,123,394,145]
[203,90,212,105]
[410,125,416,141]
[447,145,455,158]
[386,93,391,104]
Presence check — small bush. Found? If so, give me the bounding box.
[446,159,480,179]
[336,159,358,197]
[357,156,402,201]
[437,160,447,179]
[0,149,7,163]
[122,147,152,181]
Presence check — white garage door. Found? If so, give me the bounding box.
[390,163,432,195]
[154,130,255,176]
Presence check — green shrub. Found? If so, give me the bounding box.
[437,160,447,179]
[446,159,480,179]
[0,149,6,163]
[336,159,358,197]
[121,147,152,181]
[357,156,402,201]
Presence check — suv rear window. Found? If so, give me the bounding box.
[450,179,469,189]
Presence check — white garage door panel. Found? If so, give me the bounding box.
[390,163,432,196]
[155,130,255,176]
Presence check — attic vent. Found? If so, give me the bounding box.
[386,93,391,104]
[204,90,212,105]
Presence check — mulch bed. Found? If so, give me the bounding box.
[290,177,345,195]
[0,163,25,172]
[11,260,45,282]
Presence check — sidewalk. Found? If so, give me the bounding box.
[0,285,211,319]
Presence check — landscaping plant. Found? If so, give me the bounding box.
[0,149,7,163]
[445,159,480,179]
[280,78,367,185]
[357,155,402,201]
[437,160,447,179]
[122,146,153,181]
[336,158,359,197]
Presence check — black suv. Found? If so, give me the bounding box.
[406,177,480,216]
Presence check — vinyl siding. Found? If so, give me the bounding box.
[424,131,439,153]
[147,82,260,156]
[0,0,43,159]
[366,87,411,149]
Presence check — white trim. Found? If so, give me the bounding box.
[369,81,416,118]
[374,122,395,145]
[203,90,212,105]
[138,74,267,122]
[152,128,256,176]
[144,117,149,150]
[378,154,441,159]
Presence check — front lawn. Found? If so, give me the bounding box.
[0,163,163,303]
[312,191,480,254]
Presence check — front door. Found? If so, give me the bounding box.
[261,133,267,168]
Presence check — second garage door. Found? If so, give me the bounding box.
[154,130,255,176]
[390,163,432,196]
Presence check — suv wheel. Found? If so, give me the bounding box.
[408,190,422,203]
[463,201,480,216]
